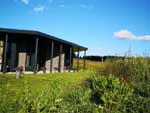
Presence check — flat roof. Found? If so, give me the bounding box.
[0,28,87,51]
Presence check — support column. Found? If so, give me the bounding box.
[50,41,54,72]
[77,47,80,72]
[58,44,62,72]
[83,50,86,70]
[69,47,72,72]
[34,37,38,73]
[3,34,8,73]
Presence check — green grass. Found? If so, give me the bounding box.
[1,58,150,113]
[73,58,104,72]
[0,71,90,95]
[0,71,91,112]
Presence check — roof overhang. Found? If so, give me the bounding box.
[0,28,88,52]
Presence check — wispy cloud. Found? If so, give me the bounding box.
[33,6,46,12]
[114,30,150,41]
[21,0,29,5]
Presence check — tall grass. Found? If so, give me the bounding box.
[0,72,90,113]
[73,57,150,113]
[73,58,104,72]
[0,57,150,113]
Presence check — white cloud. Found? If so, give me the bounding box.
[114,30,150,41]
[21,0,29,4]
[33,6,46,12]
[114,30,136,40]
[137,35,150,41]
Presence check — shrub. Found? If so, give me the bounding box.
[63,86,93,113]
[16,80,65,113]
[94,57,150,113]
[90,75,133,113]
[125,94,150,113]
[96,58,150,81]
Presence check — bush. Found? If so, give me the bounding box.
[125,94,150,113]
[15,80,65,113]
[63,86,93,113]
[96,58,150,81]
[94,57,150,113]
[90,75,133,113]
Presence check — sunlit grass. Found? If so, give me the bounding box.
[0,71,91,112]
[1,57,149,112]
[73,58,104,72]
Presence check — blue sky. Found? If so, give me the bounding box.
[0,0,150,56]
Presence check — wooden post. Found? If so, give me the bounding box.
[34,37,38,73]
[3,34,8,73]
[58,44,62,72]
[69,47,72,72]
[83,50,86,70]
[77,47,80,72]
[50,41,54,72]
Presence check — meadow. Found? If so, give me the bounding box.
[0,58,150,113]
[0,71,91,113]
